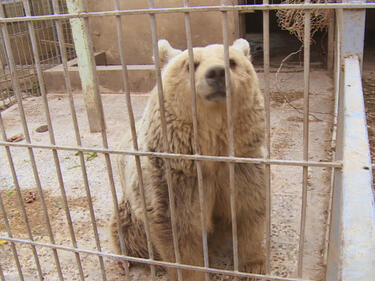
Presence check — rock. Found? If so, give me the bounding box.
[35,125,48,133]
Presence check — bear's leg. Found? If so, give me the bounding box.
[151,221,207,281]
[237,218,265,275]
[109,200,152,265]
[164,234,206,281]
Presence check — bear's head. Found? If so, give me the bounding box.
[155,39,262,127]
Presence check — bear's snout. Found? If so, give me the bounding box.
[202,65,227,102]
[205,65,226,89]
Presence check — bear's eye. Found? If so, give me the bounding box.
[229,58,236,69]
[186,61,200,72]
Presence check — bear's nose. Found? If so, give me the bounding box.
[205,66,225,88]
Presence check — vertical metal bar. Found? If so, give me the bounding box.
[33,0,54,67]
[7,0,33,96]
[66,0,102,133]
[21,1,86,280]
[12,0,35,95]
[112,0,156,279]
[65,0,129,276]
[0,5,64,281]
[297,2,311,278]
[0,192,24,281]
[46,0,62,65]
[0,112,44,281]
[147,1,182,280]
[325,10,340,266]
[327,14,334,72]
[221,0,239,272]
[183,1,209,281]
[50,1,107,280]
[262,0,271,274]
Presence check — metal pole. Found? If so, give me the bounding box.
[297,0,311,277]
[183,1,209,280]
[66,0,103,132]
[113,0,156,278]
[263,0,272,274]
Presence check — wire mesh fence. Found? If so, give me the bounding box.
[0,0,75,111]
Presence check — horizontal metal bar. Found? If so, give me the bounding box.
[0,3,374,23]
[0,236,315,281]
[0,140,341,168]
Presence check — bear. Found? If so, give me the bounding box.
[110,38,266,281]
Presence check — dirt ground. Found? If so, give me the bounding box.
[0,71,334,281]
[363,71,375,190]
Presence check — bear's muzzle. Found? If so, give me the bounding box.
[204,65,227,102]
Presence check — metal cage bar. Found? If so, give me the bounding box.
[183,1,210,281]
[0,2,374,281]
[0,191,24,281]
[147,1,183,280]
[0,4,65,280]
[220,0,239,272]
[0,139,342,167]
[0,236,316,281]
[113,0,156,279]
[262,0,271,274]
[21,1,86,280]
[0,111,44,281]
[0,3,375,23]
[49,0,108,280]
[298,1,311,277]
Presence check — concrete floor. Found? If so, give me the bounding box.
[0,70,334,281]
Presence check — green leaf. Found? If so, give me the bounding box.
[86,152,98,162]
[67,164,81,170]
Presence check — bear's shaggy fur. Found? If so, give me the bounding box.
[110,39,266,281]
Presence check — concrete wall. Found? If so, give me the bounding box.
[87,0,240,65]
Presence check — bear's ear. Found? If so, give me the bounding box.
[231,38,251,59]
[155,39,182,69]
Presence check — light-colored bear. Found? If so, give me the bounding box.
[110,38,266,281]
